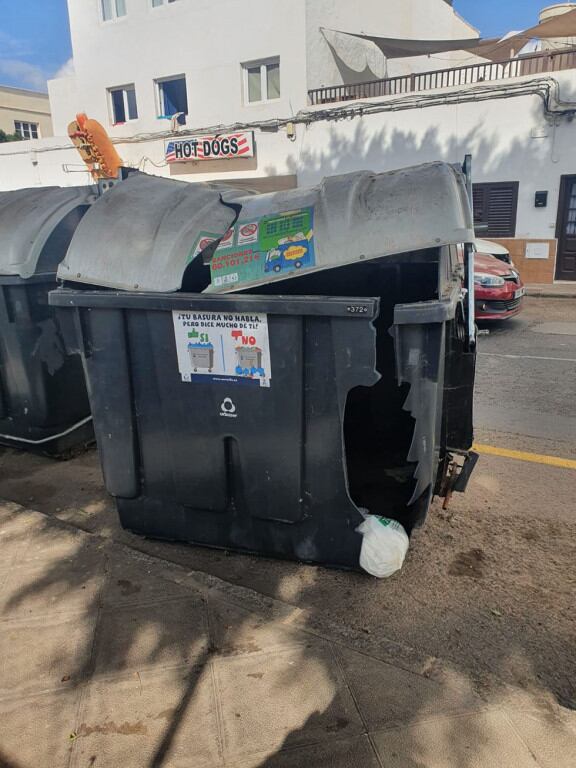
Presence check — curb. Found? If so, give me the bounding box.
[527,289,576,299]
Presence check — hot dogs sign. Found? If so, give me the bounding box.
[165,132,254,162]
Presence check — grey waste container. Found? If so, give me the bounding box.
[0,186,95,456]
[51,165,478,569]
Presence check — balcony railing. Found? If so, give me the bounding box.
[308,47,576,106]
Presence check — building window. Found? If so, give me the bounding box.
[101,0,127,21]
[156,75,188,122]
[109,85,138,124]
[151,0,179,6]
[14,121,39,139]
[242,58,280,104]
[473,182,519,238]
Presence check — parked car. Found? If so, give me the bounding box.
[475,238,512,265]
[476,238,514,266]
[474,251,525,320]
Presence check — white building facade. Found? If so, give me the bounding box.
[48,0,475,136]
[1,0,576,281]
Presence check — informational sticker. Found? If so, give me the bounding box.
[207,207,316,291]
[218,227,235,250]
[189,232,220,261]
[237,222,259,245]
[172,310,272,388]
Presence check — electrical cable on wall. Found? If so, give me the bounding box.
[0,77,575,163]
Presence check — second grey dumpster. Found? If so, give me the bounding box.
[50,165,478,570]
[0,185,95,456]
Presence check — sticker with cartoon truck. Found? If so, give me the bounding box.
[262,209,314,274]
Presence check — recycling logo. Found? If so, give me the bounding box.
[220,397,237,418]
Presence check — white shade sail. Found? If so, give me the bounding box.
[326,9,576,64]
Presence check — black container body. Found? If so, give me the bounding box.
[50,253,473,569]
[0,274,93,456]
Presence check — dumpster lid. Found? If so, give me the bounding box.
[57,173,240,292]
[0,185,95,278]
[209,161,474,292]
[58,162,474,293]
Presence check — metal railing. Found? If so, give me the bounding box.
[308,47,576,106]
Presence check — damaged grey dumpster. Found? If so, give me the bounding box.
[50,163,478,570]
[0,186,95,456]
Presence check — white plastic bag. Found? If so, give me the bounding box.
[358,516,409,578]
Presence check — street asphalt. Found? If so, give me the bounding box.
[475,297,576,454]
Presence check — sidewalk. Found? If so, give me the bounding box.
[526,283,576,299]
[1,500,575,767]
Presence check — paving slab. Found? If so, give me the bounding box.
[0,509,44,566]
[71,666,221,768]
[235,735,382,768]
[335,646,484,731]
[92,596,210,677]
[506,708,576,768]
[0,550,105,619]
[0,613,96,698]
[0,690,80,768]
[208,598,314,656]
[213,644,364,761]
[371,709,542,768]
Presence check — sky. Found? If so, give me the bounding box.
[0,0,556,92]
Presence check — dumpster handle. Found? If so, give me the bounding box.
[0,416,92,445]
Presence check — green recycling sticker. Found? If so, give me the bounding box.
[206,207,316,290]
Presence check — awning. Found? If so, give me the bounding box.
[326,8,576,64]
[327,31,492,60]
[473,8,576,60]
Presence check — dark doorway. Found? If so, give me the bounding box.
[555,175,576,281]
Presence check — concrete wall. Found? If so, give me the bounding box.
[0,86,53,138]
[0,137,91,189]
[49,0,478,136]
[293,72,576,248]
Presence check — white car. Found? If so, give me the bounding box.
[475,238,512,265]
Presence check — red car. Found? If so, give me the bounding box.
[474,251,525,320]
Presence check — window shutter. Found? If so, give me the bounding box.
[472,182,519,238]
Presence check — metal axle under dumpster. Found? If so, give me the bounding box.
[50,162,478,570]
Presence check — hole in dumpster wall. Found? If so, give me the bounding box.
[180,252,212,292]
[245,249,440,532]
